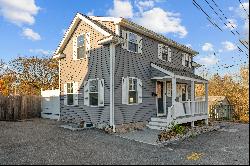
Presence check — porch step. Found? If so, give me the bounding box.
[147,117,171,130]
[146,124,165,130]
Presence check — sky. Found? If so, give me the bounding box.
[0,0,249,77]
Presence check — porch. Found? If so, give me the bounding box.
[147,63,209,130]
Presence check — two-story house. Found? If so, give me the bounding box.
[53,13,209,131]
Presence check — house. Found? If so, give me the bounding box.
[53,13,209,131]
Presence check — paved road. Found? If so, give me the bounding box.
[0,119,249,165]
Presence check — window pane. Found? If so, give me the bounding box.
[89,80,98,92]
[133,79,137,90]
[128,42,138,52]
[67,83,73,93]
[129,33,137,43]
[77,35,84,47]
[129,91,137,104]
[129,78,132,90]
[77,47,84,59]
[67,94,74,105]
[162,53,168,61]
[90,93,98,106]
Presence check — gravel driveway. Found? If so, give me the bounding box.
[0,119,249,165]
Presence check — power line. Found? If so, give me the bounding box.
[239,0,249,18]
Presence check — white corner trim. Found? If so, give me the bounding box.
[54,13,111,55]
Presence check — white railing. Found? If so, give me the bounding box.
[176,100,207,117]
[194,101,207,115]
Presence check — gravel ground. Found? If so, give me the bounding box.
[0,119,249,165]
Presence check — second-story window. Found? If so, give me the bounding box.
[162,45,169,61]
[77,35,85,59]
[128,32,138,52]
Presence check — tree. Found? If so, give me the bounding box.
[8,56,59,95]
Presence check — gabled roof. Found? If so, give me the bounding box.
[54,13,199,57]
[90,16,199,55]
[54,13,116,56]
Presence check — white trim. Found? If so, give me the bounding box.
[151,63,174,77]
[151,63,208,83]
[54,13,111,55]
[151,76,172,80]
[115,24,120,36]
[89,16,122,24]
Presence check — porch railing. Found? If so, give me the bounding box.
[176,100,207,117]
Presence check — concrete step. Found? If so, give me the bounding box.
[146,124,165,130]
[150,117,169,123]
[148,121,168,127]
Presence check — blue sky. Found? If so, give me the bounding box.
[0,0,249,77]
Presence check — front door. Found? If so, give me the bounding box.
[156,81,166,116]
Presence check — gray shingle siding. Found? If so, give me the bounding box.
[113,26,196,125]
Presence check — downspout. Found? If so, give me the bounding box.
[109,43,115,132]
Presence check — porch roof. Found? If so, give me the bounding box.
[151,62,208,83]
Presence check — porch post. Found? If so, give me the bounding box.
[205,83,209,125]
[191,80,195,116]
[205,83,208,114]
[172,77,176,119]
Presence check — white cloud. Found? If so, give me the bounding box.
[86,10,94,16]
[197,54,219,66]
[134,8,187,38]
[29,49,52,55]
[22,28,41,41]
[202,43,214,52]
[107,0,133,18]
[225,19,237,30]
[136,0,155,12]
[185,44,192,48]
[221,41,237,51]
[0,0,40,25]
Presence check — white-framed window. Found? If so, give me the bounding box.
[89,79,99,106]
[84,78,104,107]
[128,78,138,104]
[122,30,142,54]
[77,34,85,59]
[64,82,79,106]
[128,32,138,53]
[73,32,91,60]
[158,44,171,62]
[182,53,192,67]
[122,77,142,105]
[176,84,188,102]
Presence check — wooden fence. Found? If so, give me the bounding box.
[209,104,235,120]
[0,95,41,121]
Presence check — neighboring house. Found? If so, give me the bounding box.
[196,96,232,119]
[53,13,209,131]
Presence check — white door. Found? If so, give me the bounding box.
[41,89,60,120]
